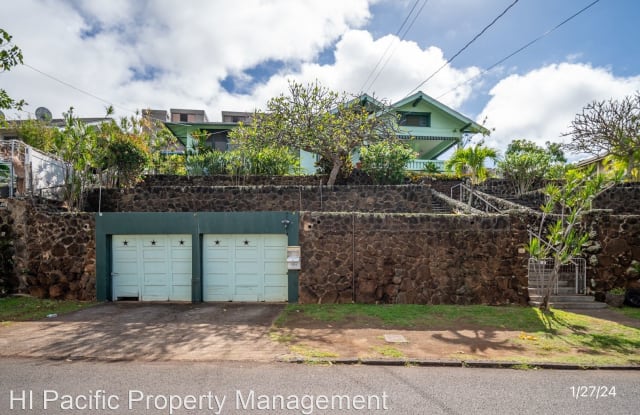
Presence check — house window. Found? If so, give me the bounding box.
[179,113,188,122]
[400,113,431,127]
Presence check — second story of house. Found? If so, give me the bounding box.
[160,92,487,172]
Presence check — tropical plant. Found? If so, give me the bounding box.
[185,147,299,177]
[359,140,416,184]
[13,118,57,152]
[52,108,101,210]
[230,80,398,185]
[526,167,622,312]
[445,143,498,209]
[422,161,441,174]
[445,143,498,185]
[185,150,228,176]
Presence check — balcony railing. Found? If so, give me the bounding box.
[405,159,445,172]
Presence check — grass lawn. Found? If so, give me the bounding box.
[275,304,640,366]
[610,306,640,320]
[0,296,96,323]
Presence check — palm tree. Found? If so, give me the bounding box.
[446,143,498,184]
[446,143,498,208]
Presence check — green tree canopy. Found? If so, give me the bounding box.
[498,139,566,196]
[229,80,398,185]
[0,28,26,113]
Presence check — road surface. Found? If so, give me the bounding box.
[0,358,636,414]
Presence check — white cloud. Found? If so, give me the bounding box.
[478,63,640,160]
[216,30,482,115]
[1,0,373,119]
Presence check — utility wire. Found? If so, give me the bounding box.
[436,0,602,100]
[406,0,519,97]
[358,0,421,93]
[361,0,429,94]
[23,63,136,115]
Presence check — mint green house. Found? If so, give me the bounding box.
[164,91,488,173]
[299,91,488,173]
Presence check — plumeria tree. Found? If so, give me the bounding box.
[527,168,622,311]
[230,80,398,185]
[498,139,566,196]
[563,92,640,180]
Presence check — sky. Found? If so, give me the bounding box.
[2,0,640,161]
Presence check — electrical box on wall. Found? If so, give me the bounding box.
[287,246,301,270]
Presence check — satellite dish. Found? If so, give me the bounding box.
[35,107,52,122]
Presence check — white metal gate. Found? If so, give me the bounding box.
[527,258,587,295]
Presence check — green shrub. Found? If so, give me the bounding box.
[359,141,416,184]
[185,147,299,176]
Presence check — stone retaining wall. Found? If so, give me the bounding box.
[584,211,640,295]
[298,212,532,305]
[593,184,640,214]
[3,179,639,303]
[1,199,95,300]
[85,185,451,214]
[141,174,328,187]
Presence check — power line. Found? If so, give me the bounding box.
[406,0,519,97]
[358,0,421,93]
[436,0,602,100]
[23,63,136,115]
[361,0,429,94]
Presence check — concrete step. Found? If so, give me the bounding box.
[529,295,595,302]
[528,294,606,309]
[544,301,607,310]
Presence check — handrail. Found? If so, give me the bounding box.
[452,183,501,213]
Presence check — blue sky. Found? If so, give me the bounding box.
[2,0,639,159]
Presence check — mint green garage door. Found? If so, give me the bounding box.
[112,235,192,301]
[203,234,288,302]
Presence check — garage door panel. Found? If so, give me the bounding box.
[235,249,257,259]
[143,250,166,260]
[203,234,288,303]
[112,234,192,302]
[172,251,191,261]
[171,237,191,247]
[143,238,165,247]
[235,262,259,274]
[263,287,287,302]
[264,262,286,274]
[143,261,168,274]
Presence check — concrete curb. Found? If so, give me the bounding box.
[278,357,640,370]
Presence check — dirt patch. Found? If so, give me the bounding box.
[274,309,640,364]
[275,314,533,362]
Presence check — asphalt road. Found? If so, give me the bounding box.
[0,358,637,414]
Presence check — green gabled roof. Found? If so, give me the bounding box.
[391,91,489,135]
[165,122,238,146]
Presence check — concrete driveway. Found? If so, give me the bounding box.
[0,303,288,362]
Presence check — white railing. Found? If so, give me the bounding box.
[450,182,501,213]
[0,140,68,199]
[527,258,587,295]
[405,159,444,172]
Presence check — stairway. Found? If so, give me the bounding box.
[430,198,452,213]
[528,288,606,309]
